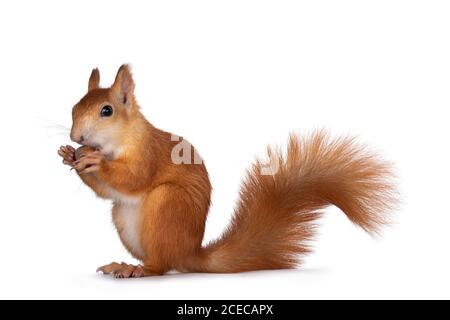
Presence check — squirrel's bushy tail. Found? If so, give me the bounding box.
[182,130,397,273]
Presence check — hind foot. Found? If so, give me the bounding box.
[97,262,144,278]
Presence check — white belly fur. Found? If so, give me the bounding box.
[104,184,144,259]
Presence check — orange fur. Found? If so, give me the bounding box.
[183,131,397,272]
[59,65,397,277]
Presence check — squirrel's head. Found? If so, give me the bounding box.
[70,64,137,156]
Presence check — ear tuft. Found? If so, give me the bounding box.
[111,64,135,107]
[88,68,100,92]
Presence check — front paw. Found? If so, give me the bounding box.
[57,145,76,167]
[73,151,106,174]
[74,145,97,160]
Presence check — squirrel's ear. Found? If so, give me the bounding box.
[88,68,100,92]
[111,64,135,107]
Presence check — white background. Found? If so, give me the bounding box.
[0,0,449,299]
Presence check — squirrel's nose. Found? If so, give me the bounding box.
[70,130,85,144]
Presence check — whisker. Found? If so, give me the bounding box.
[41,125,70,131]
[36,115,70,131]
[47,132,70,138]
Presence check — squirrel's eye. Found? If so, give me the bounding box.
[100,105,113,117]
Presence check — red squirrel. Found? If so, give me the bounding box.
[58,65,397,278]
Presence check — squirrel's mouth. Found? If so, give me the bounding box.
[80,141,101,151]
